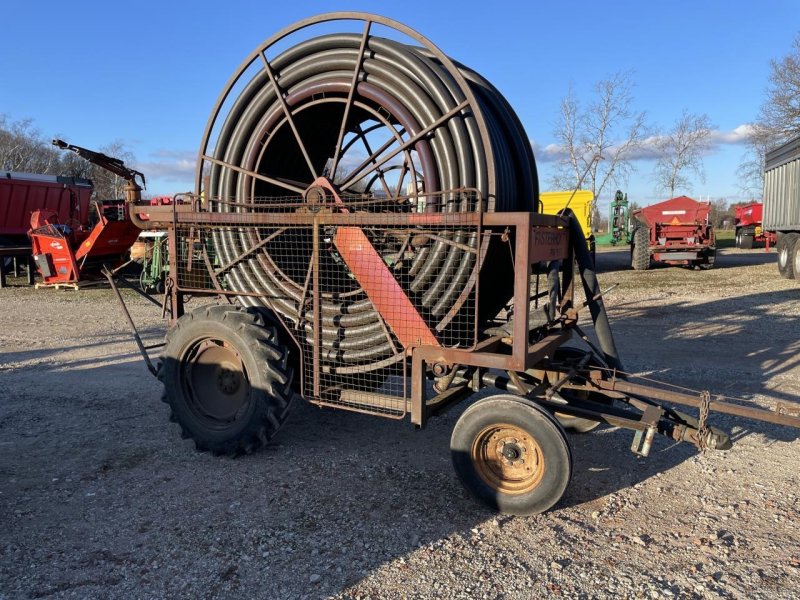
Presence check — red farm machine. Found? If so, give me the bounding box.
[27,141,143,288]
[734,202,774,249]
[98,12,800,516]
[630,195,716,270]
[0,171,94,287]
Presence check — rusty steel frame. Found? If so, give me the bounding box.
[126,198,800,452]
[591,374,800,430]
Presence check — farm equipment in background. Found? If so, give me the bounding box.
[609,190,631,245]
[27,141,145,287]
[763,137,800,281]
[0,171,95,286]
[630,195,716,270]
[734,202,775,249]
[131,230,168,293]
[0,171,94,247]
[595,190,632,247]
[540,190,595,262]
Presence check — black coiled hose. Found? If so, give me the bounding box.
[200,18,538,372]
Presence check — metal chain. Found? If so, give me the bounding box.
[697,391,711,451]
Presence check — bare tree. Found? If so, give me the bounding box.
[57,146,95,179]
[739,33,800,193]
[1,115,137,200]
[737,123,771,196]
[709,197,730,229]
[553,86,581,189]
[653,111,713,197]
[91,140,136,199]
[0,115,59,173]
[760,33,800,138]
[550,72,648,222]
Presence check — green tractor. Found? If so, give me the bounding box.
[136,232,169,293]
[596,190,632,246]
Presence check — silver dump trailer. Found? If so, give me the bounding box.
[764,136,800,281]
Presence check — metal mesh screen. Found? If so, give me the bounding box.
[172,191,487,417]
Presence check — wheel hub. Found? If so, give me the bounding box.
[500,440,525,464]
[472,424,544,495]
[217,367,241,395]
[183,339,250,423]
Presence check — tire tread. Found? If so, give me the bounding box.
[160,304,295,456]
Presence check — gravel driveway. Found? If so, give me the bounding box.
[1,246,798,599]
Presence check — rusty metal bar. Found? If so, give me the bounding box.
[511,212,532,371]
[312,220,321,398]
[201,155,306,194]
[133,204,567,230]
[415,345,515,371]
[545,351,591,399]
[594,376,800,429]
[338,389,408,414]
[329,19,372,177]
[201,244,231,304]
[258,52,318,180]
[168,206,183,321]
[213,227,287,276]
[341,99,470,190]
[411,351,427,426]
[296,254,314,323]
[157,208,485,227]
[102,267,158,377]
[315,395,408,419]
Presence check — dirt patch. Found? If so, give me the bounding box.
[1,246,798,599]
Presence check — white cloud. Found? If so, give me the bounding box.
[624,136,663,161]
[136,149,196,184]
[532,124,755,164]
[707,123,755,146]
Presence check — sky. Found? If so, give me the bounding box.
[2,0,798,215]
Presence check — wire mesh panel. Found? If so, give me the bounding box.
[172,191,487,417]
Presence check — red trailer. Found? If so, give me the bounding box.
[734,202,776,249]
[630,195,715,270]
[0,172,95,286]
[0,172,93,246]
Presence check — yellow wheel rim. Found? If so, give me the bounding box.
[471,423,545,495]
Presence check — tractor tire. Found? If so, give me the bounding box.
[631,227,650,271]
[734,229,741,248]
[699,247,716,270]
[451,395,572,516]
[777,233,798,279]
[159,304,295,456]
[740,227,755,249]
[793,239,800,283]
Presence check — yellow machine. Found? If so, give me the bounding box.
[539,190,595,261]
[539,190,594,238]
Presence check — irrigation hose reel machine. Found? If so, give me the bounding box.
[109,12,800,516]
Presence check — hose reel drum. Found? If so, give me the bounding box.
[197,12,540,376]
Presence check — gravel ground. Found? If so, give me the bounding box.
[1,245,799,599]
